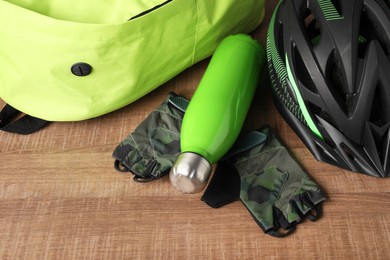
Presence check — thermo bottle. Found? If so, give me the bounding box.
[169,34,266,193]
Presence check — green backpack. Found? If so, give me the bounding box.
[0,0,265,134]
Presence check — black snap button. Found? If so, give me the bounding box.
[71,62,92,76]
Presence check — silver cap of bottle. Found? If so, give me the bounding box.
[169,152,212,194]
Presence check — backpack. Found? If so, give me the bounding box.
[0,0,265,134]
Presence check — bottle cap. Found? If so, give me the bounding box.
[169,152,212,194]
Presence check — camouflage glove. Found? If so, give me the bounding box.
[202,125,326,237]
[113,92,189,182]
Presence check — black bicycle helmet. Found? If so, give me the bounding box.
[267,0,390,177]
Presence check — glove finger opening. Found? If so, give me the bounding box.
[290,199,322,222]
[267,226,296,238]
[301,192,323,221]
[306,203,323,222]
[273,206,296,230]
[290,191,326,222]
[114,160,130,172]
[268,206,298,238]
[133,175,155,183]
[131,159,159,182]
[114,158,157,183]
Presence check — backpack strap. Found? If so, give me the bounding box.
[0,104,49,134]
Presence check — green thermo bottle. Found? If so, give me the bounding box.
[169,34,266,193]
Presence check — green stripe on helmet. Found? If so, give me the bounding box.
[285,54,323,139]
[266,1,306,124]
[317,0,344,20]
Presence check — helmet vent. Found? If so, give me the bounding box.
[308,101,336,126]
[314,141,339,164]
[357,37,368,59]
[364,122,390,176]
[340,143,355,161]
[293,46,318,93]
[303,8,321,47]
[277,23,285,62]
[358,11,369,59]
[382,0,390,9]
[360,5,390,56]
[369,83,390,128]
[326,50,349,111]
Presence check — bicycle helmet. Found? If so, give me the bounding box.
[267,0,390,177]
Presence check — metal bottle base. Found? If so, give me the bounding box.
[169,152,212,194]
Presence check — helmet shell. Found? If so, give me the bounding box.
[267,0,390,177]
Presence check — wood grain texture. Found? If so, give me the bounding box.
[2,1,390,259]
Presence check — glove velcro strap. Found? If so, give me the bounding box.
[201,161,241,208]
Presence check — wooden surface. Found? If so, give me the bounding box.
[2,1,390,259]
